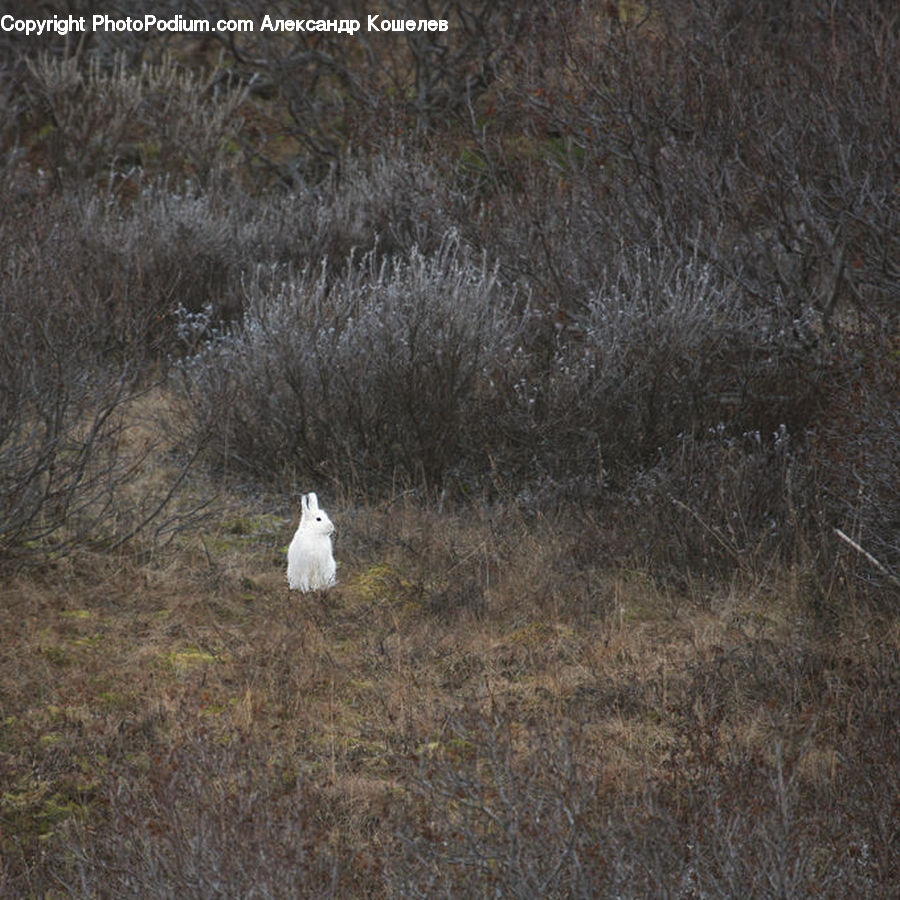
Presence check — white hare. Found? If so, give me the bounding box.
[286,492,337,592]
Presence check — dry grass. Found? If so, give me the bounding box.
[2,487,897,895]
[2,3,897,893]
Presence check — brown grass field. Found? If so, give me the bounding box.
[2,447,897,894]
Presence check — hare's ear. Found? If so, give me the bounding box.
[307,492,319,512]
[302,494,310,514]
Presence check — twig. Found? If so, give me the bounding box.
[834,528,900,588]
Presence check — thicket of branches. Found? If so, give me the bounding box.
[1,0,896,584]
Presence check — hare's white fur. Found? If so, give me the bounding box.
[287,492,336,592]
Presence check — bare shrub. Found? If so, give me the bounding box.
[482,243,827,503]
[0,337,186,564]
[196,0,529,174]
[57,734,376,898]
[90,187,251,338]
[1,139,461,364]
[175,232,524,491]
[293,150,460,264]
[0,187,236,364]
[25,51,246,188]
[0,219,207,562]
[0,356,133,561]
[495,0,899,328]
[205,149,459,271]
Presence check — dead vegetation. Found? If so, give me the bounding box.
[1,1,897,895]
[1,500,897,895]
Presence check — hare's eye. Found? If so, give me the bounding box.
[316,516,322,521]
